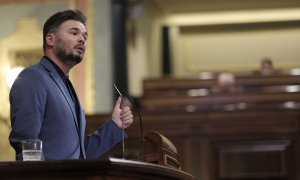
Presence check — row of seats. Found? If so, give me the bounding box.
[139,72,300,112]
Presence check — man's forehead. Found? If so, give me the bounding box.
[59,20,87,32]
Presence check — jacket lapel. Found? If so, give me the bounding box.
[40,58,80,131]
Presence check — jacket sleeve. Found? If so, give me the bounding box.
[9,69,46,160]
[84,119,127,159]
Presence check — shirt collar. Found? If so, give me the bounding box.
[43,56,68,81]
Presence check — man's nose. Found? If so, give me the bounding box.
[78,35,86,44]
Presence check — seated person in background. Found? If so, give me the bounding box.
[211,72,242,93]
[260,58,274,75]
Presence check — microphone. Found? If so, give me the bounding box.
[113,84,145,159]
[113,84,125,159]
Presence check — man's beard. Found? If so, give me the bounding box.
[54,39,83,66]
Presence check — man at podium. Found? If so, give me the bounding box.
[9,9,133,160]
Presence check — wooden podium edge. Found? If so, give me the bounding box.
[0,158,197,180]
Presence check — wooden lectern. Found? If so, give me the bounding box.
[0,131,196,179]
[134,130,181,170]
[0,158,197,179]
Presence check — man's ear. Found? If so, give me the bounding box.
[45,33,55,47]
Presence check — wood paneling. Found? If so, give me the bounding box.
[86,72,300,180]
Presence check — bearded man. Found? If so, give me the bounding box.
[9,9,133,160]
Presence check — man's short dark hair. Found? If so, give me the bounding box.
[43,9,86,51]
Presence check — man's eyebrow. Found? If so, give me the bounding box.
[69,27,88,36]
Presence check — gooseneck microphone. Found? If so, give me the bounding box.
[113,84,125,159]
[113,84,145,159]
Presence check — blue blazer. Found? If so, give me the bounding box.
[9,57,124,160]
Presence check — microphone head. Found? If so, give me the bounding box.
[113,84,123,98]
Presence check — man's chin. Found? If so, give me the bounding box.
[61,55,83,66]
[72,56,83,64]
[74,53,84,61]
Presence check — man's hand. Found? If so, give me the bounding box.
[112,97,133,129]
